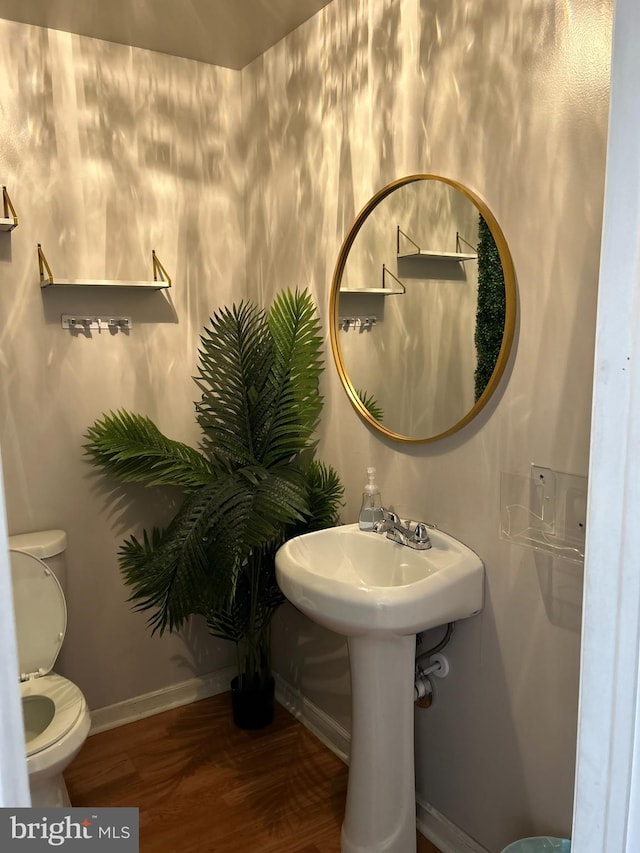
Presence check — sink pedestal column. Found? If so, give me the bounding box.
[341,633,417,853]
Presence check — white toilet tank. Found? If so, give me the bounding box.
[8,530,68,589]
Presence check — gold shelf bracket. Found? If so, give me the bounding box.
[397,226,421,255]
[38,244,54,286]
[152,250,172,288]
[382,264,406,294]
[2,186,18,229]
[456,231,476,253]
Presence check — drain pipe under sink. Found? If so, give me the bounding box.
[414,653,450,707]
[414,621,455,707]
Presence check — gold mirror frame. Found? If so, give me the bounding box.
[329,174,517,443]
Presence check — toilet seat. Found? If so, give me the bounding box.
[9,549,67,679]
[22,674,85,757]
[10,549,83,756]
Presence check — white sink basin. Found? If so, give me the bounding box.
[275,522,484,636]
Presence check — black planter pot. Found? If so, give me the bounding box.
[230,674,275,730]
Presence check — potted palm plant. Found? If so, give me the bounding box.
[84,289,343,729]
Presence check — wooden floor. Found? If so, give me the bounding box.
[65,693,440,853]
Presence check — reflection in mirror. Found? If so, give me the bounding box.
[330,175,516,443]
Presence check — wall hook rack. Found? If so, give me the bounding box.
[1,186,18,231]
[61,314,132,334]
[339,316,377,331]
[37,244,172,289]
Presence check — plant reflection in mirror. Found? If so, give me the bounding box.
[357,388,384,423]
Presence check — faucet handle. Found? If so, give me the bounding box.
[372,508,399,535]
[413,523,431,544]
[406,518,436,530]
[402,521,432,549]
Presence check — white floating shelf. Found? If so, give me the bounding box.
[340,287,404,295]
[41,279,170,290]
[340,264,406,296]
[396,226,477,262]
[0,218,16,232]
[397,250,477,261]
[37,244,171,290]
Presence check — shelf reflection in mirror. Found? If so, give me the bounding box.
[329,175,517,443]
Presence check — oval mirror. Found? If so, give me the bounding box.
[329,175,517,443]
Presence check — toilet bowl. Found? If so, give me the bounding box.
[9,531,91,807]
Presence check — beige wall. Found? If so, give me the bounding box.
[0,1,612,850]
[0,20,245,707]
[244,0,611,850]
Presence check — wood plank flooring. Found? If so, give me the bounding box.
[65,693,440,853]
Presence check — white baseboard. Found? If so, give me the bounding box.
[415,797,489,853]
[274,674,351,764]
[275,674,489,853]
[88,665,237,735]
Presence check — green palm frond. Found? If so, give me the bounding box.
[84,410,215,490]
[208,464,307,558]
[118,463,308,634]
[118,480,258,635]
[285,460,344,538]
[205,541,284,675]
[119,529,205,636]
[196,301,272,467]
[262,289,323,465]
[356,388,384,423]
[205,560,283,643]
[196,290,323,469]
[303,461,344,530]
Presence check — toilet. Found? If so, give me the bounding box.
[9,530,91,807]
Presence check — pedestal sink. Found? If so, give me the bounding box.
[275,523,484,853]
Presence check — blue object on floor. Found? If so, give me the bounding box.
[502,839,571,853]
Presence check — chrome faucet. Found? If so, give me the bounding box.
[372,509,433,550]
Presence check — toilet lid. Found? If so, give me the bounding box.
[10,550,67,679]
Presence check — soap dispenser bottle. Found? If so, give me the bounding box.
[359,467,384,530]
